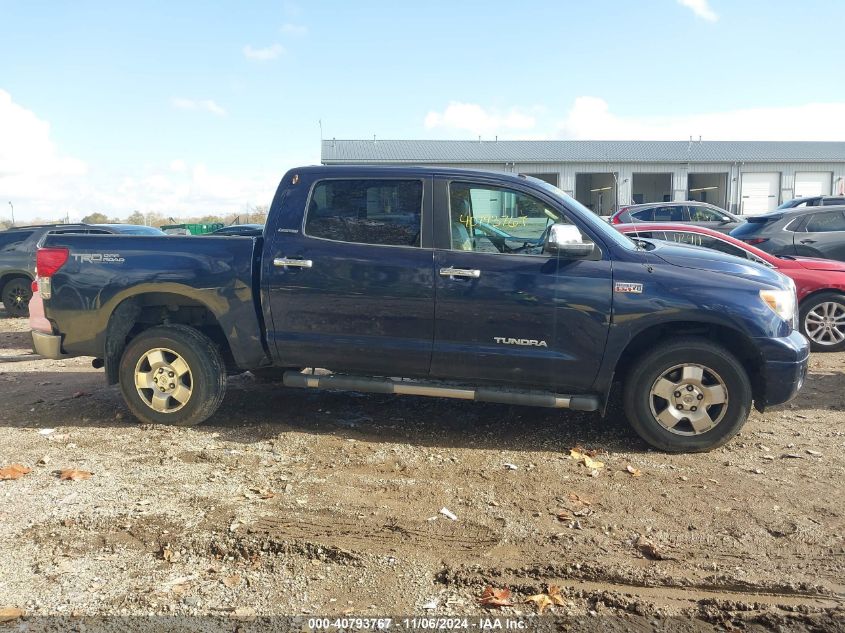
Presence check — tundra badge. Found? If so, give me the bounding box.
[493,337,548,347]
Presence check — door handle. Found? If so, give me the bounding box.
[799,239,816,244]
[274,257,313,268]
[439,267,481,279]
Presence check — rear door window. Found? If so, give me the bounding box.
[805,211,845,233]
[305,179,423,247]
[0,231,33,251]
[686,206,722,222]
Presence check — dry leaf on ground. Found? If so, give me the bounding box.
[524,593,553,613]
[0,607,25,622]
[58,469,93,481]
[626,465,643,477]
[222,575,241,588]
[0,464,32,481]
[548,585,566,606]
[635,536,669,560]
[478,586,512,607]
[567,493,592,506]
[583,455,604,469]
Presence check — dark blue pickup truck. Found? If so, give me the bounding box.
[31,166,810,452]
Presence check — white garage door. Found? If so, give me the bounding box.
[794,172,832,198]
[741,172,780,215]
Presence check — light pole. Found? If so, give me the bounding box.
[7,201,13,226]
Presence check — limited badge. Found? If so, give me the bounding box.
[614,282,643,294]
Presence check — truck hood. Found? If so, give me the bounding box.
[651,242,788,288]
[791,256,845,272]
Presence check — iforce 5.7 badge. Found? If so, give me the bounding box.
[614,282,643,294]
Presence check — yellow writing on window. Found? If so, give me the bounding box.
[460,215,528,230]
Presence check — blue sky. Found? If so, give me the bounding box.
[2,0,844,221]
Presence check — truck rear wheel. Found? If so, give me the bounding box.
[118,325,226,426]
[623,338,751,453]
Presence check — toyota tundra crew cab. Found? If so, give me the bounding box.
[31,166,809,452]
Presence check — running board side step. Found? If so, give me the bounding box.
[282,371,600,411]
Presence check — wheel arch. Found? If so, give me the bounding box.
[611,321,765,411]
[0,271,34,294]
[103,292,233,385]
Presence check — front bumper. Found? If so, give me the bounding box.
[31,330,69,359]
[755,330,810,407]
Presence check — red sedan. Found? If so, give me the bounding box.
[616,223,845,352]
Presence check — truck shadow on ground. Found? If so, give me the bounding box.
[1,367,841,455]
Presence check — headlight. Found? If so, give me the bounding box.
[760,288,797,328]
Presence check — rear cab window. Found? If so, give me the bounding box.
[305,179,423,247]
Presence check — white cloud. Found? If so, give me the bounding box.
[0,89,89,220]
[0,90,286,222]
[280,23,307,36]
[243,43,285,61]
[424,102,537,136]
[555,96,845,141]
[677,0,718,22]
[171,97,227,116]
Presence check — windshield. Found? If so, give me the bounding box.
[527,176,638,251]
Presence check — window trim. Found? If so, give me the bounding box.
[301,176,429,250]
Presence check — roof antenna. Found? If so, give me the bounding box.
[495,135,498,142]
[478,135,481,143]
[699,135,702,144]
[688,135,692,152]
[318,119,323,141]
[373,134,377,144]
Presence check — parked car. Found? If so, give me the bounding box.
[617,223,845,352]
[30,166,808,453]
[1,223,166,317]
[210,224,265,236]
[611,202,744,233]
[730,206,845,262]
[777,196,845,209]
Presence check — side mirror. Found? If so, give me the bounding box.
[544,223,595,258]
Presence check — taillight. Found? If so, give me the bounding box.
[31,280,38,293]
[36,247,69,299]
[742,238,769,245]
[611,215,622,225]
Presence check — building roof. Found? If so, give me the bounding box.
[321,139,845,164]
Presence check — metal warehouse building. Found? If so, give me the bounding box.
[321,139,845,216]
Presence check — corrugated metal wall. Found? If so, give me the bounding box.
[418,161,845,213]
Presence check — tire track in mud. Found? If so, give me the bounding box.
[244,510,500,555]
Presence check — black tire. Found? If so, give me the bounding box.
[799,292,845,353]
[2,277,32,317]
[623,337,752,453]
[118,325,226,426]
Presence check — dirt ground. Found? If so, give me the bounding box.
[1,312,843,630]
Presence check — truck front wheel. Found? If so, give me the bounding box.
[623,338,752,453]
[118,325,226,426]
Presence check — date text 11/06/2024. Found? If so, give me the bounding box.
[306,617,529,630]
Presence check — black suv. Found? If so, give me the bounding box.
[611,202,745,233]
[730,206,845,262]
[1,224,140,316]
[777,196,845,209]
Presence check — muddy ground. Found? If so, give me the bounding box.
[0,312,843,631]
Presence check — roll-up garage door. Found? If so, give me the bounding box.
[794,172,832,198]
[741,172,780,215]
